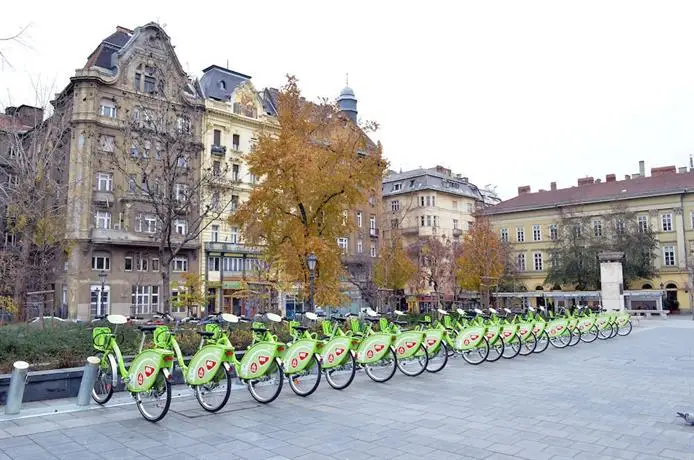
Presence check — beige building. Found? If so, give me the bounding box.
[485,160,694,312]
[57,23,203,319]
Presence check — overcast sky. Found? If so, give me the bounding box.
[2,1,694,200]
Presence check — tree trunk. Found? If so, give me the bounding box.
[161,258,171,315]
[14,240,31,321]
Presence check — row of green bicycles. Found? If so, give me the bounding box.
[89,305,632,422]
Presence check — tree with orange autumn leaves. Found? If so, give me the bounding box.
[231,76,387,307]
[455,217,509,307]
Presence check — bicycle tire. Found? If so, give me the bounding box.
[325,351,356,390]
[425,341,449,373]
[597,323,613,340]
[501,333,521,359]
[288,354,322,397]
[248,357,284,404]
[519,332,537,356]
[364,347,397,383]
[579,324,598,343]
[397,343,429,377]
[568,327,581,347]
[91,352,117,405]
[617,321,632,337]
[532,330,549,354]
[461,337,489,365]
[135,370,172,423]
[194,365,232,413]
[486,338,504,362]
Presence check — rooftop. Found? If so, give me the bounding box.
[485,161,694,215]
[383,165,483,201]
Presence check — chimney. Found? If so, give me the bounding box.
[434,165,452,177]
[577,176,594,186]
[518,185,531,195]
[632,173,640,178]
[595,178,602,183]
[639,160,645,177]
[651,166,676,177]
[625,174,631,180]
[550,181,557,191]
[605,174,616,183]
[460,176,468,183]
[679,166,687,173]
[116,26,133,34]
[4,106,17,116]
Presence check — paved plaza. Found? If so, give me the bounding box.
[1,319,694,459]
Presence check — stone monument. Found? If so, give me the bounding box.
[599,251,625,311]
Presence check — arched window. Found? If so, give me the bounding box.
[219,80,226,90]
[641,283,652,289]
[535,286,544,291]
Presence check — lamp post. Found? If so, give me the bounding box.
[307,253,317,312]
[98,270,108,316]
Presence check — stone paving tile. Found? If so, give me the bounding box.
[1,321,694,459]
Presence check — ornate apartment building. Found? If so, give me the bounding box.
[485,160,694,312]
[57,23,203,319]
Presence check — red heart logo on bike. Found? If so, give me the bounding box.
[374,344,384,352]
[144,366,154,377]
[328,353,334,363]
[258,356,269,365]
[335,348,344,356]
[197,367,205,378]
[250,362,257,373]
[299,352,308,360]
[367,350,374,359]
[427,339,436,346]
[137,373,144,385]
[557,326,563,331]
[470,335,478,341]
[406,341,416,349]
[205,360,216,370]
[503,332,512,337]
[291,358,298,368]
[520,329,527,334]
[398,346,405,354]
[487,333,494,339]
[464,339,470,346]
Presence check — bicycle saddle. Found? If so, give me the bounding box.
[138,325,158,332]
[196,330,215,337]
[293,325,309,332]
[394,320,408,326]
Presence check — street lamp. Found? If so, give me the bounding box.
[98,270,108,316]
[307,253,317,312]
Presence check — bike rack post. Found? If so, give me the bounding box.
[76,356,100,406]
[4,361,29,415]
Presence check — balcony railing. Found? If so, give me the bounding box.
[204,241,263,254]
[211,145,226,156]
[453,228,463,237]
[400,226,419,236]
[369,228,379,238]
[90,227,198,249]
[93,190,114,208]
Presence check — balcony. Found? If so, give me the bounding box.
[211,145,227,156]
[93,190,114,208]
[401,226,420,236]
[369,228,379,238]
[453,228,463,237]
[204,241,263,255]
[90,227,198,249]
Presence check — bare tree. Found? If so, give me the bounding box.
[108,66,236,313]
[0,24,31,69]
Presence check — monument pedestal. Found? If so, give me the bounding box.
[599,251,625,311]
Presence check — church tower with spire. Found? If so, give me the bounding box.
[337,75,358,123]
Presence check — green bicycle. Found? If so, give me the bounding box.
[320,314,358,390]
[283,312,323,397]
[91,314,175,422]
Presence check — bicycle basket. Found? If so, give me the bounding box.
[350,318,362,334]
[321,320,333,336]
[443,315,453,328]
[379,317,389,331]
[153,326,172,348]
[92,327,112,351]
[204,323,222,340]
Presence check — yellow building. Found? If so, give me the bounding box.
[485,160,694,312]
[198,65,279,315]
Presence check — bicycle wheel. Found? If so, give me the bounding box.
[92,352,117,405]
[397,343,429,377]
[287,354,322,397]
[519,332,537,356]
[609,322,619,339]
[194,365,232,413]
[597,323,613,340]
[568,327,581,347]
[532,330,549,354]
[486,338,504,362]
[325,351,356,390]
[501,333,521,359]
[135,370,172,423]
[617,320,632,336]
[461,337,489,365]
[248,358,284,404]
[425,341,449,373]
[579,324,598,343]
[549,330,572,349]
[364,347,397,383]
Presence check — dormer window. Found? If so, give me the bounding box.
[219,80,226,90]
[134,64,162,94]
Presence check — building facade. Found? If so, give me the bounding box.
[485,160,694,312]
[58,23,203,319]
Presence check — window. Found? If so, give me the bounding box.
[211,191,220,210]
[232,134,240,151]
[356,212,362,228]
[532,224,541,241]
[663,245,676,266]
[136,255,148,272]
[691,212,694,230]
[341,210,348,225]
[131,285,159,315]
[250,174,258,185]
[124,254,133,271]
[213,160,221,176]
[453,219,459,230]
[370,244,377,257]
[637,216,648,233]
[466,203,473,214]
[7,174,18,186]
[420,216,425,227]
[357,239,363,254]
[174,219,187,236]
[337,237,348,253]
[392,183,402,192]
[426,196,431,207]
[175,183,188,201]
[232,164,240,181]
[176,117,190,134]
[662,213,673,232]
[369,216,376,229]
[210,225,219,242]
[533,252,543,271]
[96,172,112,192]
[550,251,559,268]
[426,215,432,227]
[151,258,159,271]
[94,211,111,229]
[516,227,525,242]
[391,218,399,229]
[173,257,188,272]
[213,129,221,146]
[549,224,558,241]
[208,256,221,272]
[230,195,239,210]
[432,196,436,207]
[90,285,110,317]
[128,175,136,193]
[145,215,157,233]
[616,220,625,234]
[134,72,141,91]
[452,200,458,210]
[391,200,400,211]
[573,223,582,237]
[420,196,425,207]
[177,155,188,168]
[516,253,526,271]
[409,179,415,187]
[433,216,438,227]
[230,227,238,244]
[500,228,508,242]
[99,99,117,118]
[593,220,602,237]
[219,80,226,90]
[91,254,110,270]
[3,232,16,246]
[223,256,243,272]
[99,135,115,153]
